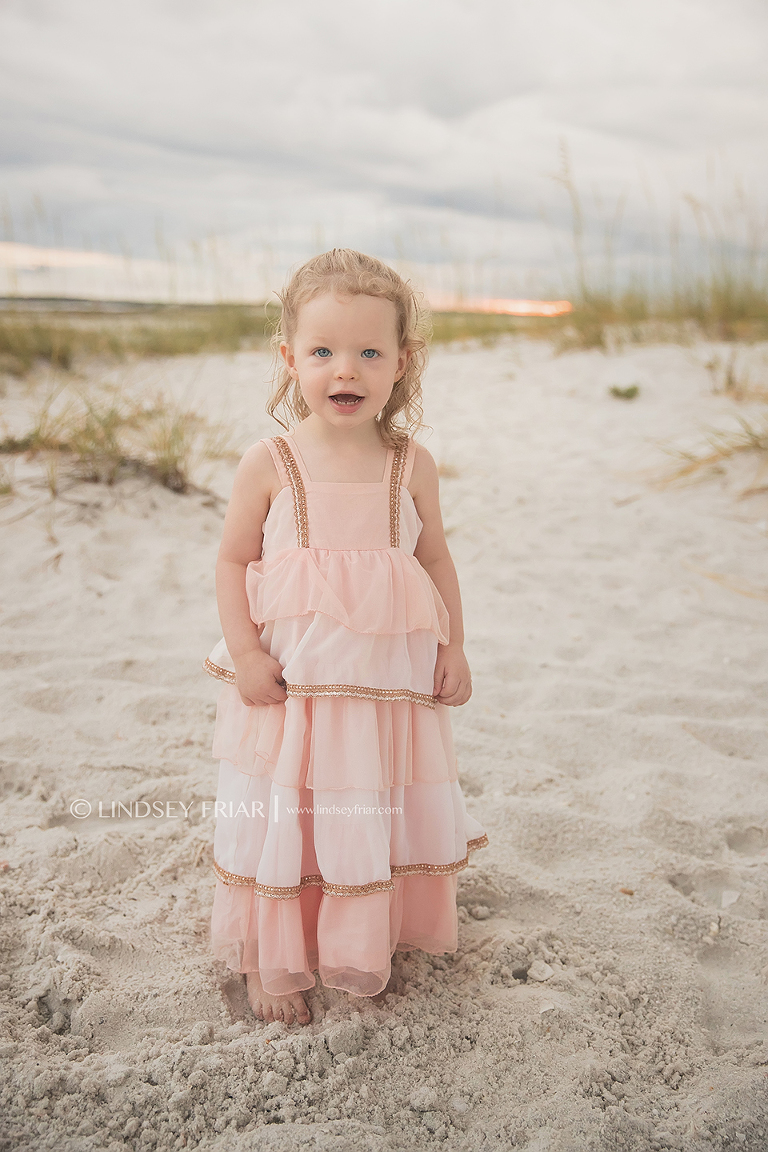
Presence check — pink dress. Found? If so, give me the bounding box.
[203,432,489,997]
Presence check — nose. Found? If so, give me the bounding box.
[333,354,359,380]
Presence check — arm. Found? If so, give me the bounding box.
[215,441,287,706]
[410,444,472,706]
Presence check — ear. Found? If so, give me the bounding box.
[280,341,298,379]
[396,346,411,380]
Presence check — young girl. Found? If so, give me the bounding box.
[203,249,488,1026]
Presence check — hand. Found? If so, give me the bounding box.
[233,647,288,707]
[433,643,472,706]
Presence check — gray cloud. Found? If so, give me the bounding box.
[1,0,767,294]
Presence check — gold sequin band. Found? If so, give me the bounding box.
[272,436,309,548]
[212,834,489,897]
[389,438,409,548]
[284,682,436,708]
[203,657,236,684]
[390,834,489,877]
[201,664,436,709]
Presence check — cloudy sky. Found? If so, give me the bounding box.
[1,0,767,299]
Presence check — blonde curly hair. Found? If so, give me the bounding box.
[267,248,430,447]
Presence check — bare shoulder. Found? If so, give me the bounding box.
[408,440,439,499]
[232,439,281,503]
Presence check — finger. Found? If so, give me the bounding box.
[438,677,460,699]
[437,681,466,705]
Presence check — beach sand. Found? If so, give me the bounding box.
[1,337,767,1150]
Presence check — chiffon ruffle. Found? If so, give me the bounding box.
[212,685,459,791]
[212,772,485,887]
[272,616,441,696]
[211,872,461,997]
[245,546,449,644]
[210,769,487,995]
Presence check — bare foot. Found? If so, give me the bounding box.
[245,971,311,1025]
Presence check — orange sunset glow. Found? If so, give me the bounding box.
[428,295,573,317]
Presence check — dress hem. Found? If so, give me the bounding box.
[212,832,489,897]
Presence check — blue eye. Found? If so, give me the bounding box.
[361,349,379,359]
[313,347,331,358]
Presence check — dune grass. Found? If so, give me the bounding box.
[3,155,768,373]
[549,147,768,349]
[0,303,279,376]
[658,342,768,488]
[429,312,562,345]
[660,413,768,489]
[0,380,236,494]
[0,302,572,376]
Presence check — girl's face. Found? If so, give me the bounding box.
[280,293,409,428]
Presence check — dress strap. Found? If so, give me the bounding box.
[388,436,410,548]
[269,435,309,548]
[260,437,290,487]
[401,437,416,487]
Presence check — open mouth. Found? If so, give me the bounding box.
[329,393,364,409]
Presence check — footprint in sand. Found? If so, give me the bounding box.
[0,649,57,670]
[21,686,80,714]
[725,824,768,856]
[698,943,768,1051]
[94,656,187,685]
[132,694,201,727]
[682,721,768,761]
[668,868,765,918]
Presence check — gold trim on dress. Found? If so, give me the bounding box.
[285,682,436,708]
[201,664,437,709]
[273,435,309,548]
[389,438,408,548]
[391,834,490,876]
[212,833,490,897]
[203,657,236,684]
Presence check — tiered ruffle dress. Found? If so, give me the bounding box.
[203,432,488,997]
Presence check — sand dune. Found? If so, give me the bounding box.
[1,337,767,1151]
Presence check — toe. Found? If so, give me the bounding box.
[293,997,310,1022]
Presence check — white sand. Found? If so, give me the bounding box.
[1,337,767,1151]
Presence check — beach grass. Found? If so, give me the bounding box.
[2,292,766,380]
[0,303,280,376]
[660,413,768,486]
[0,379,236,493]
[549,146,768,349]
[2,165,768,375]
